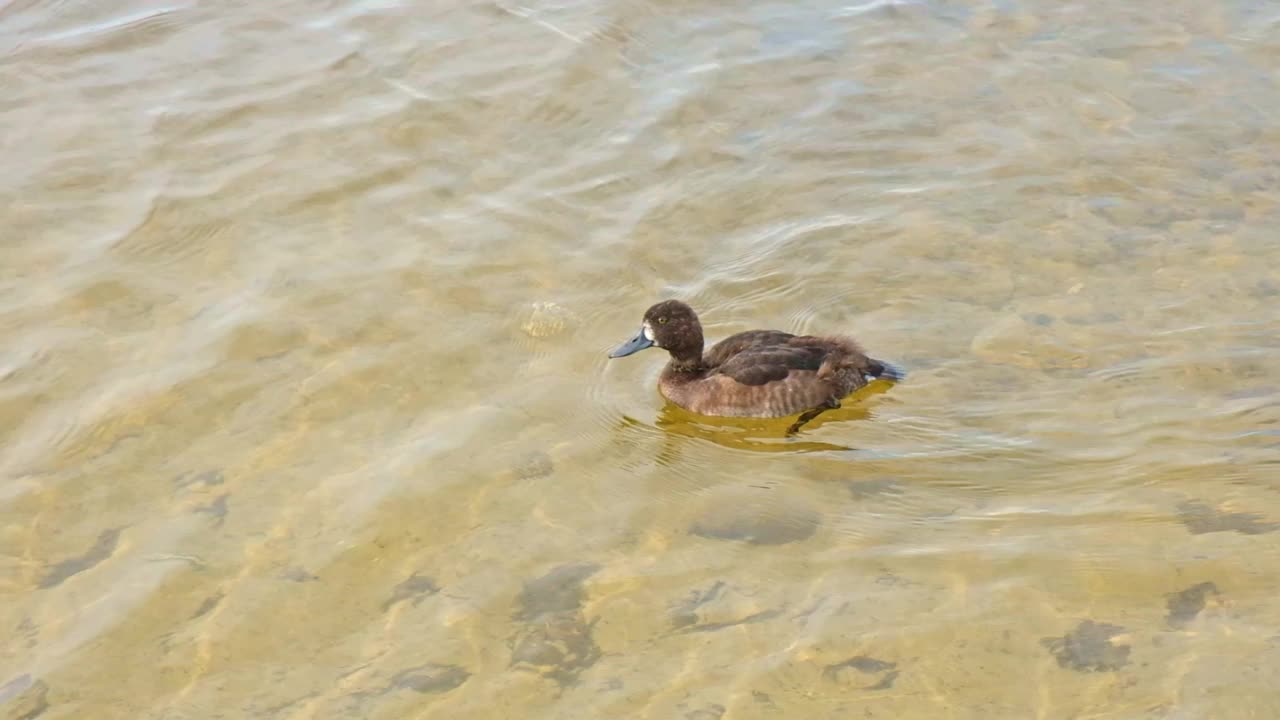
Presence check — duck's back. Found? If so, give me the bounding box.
[703,330,802,368]
[662,331,882,418]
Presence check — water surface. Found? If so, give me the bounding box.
[2,0,1279,717]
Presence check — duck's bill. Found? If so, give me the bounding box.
[608,329,654,358]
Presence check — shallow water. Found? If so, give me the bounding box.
[2,0,1280,717]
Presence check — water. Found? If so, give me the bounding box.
[2,0,1279,717]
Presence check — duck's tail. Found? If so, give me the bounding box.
[866,358,905,383]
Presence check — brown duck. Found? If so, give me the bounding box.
[608,300,901,434]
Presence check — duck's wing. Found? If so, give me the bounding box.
[687,333,881,418]
[687,344,833,417]
[710,342,828,386]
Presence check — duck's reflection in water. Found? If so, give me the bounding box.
[648,383,895,456]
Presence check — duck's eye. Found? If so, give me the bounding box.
[658,317,668,325]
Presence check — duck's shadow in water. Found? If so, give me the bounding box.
[623,382,894,456]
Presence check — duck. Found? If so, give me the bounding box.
[608,300,901,434]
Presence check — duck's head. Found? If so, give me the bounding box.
[608,300,703,362]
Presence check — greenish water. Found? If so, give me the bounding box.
[2,0,1279,718]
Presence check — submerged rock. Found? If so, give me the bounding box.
[510,563,602,686]
[689,494,820,546]
[516,563,599,620]
[520,302,576,339]
[509,613,601,685]
[848,478,904,500]
[970,313,1090,370]
[383,573,440,611]
[1042,620,1130,672]
[39,528,122,589]
[280,567,319,583]
[670,581,780,633]
[387,664,469,694]
[512,451,554,480]
[0,674,49,719]
[824,655,900,690]
[1177,501,1279,535]
[683,704,726,720]
[1166,582,1220,628]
